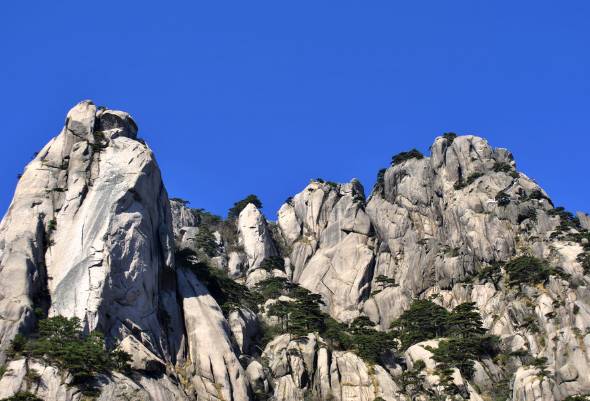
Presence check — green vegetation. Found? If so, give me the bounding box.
[525,189,551,203]
[578,253,590,274]
[371,275,398,295]
[344,316,396,363]
[192,208,222,227]
[442,133,457,143]
[177,249,259,314]
[314,178,339,188]
[391,149,424,166]
[0,392,43,401]
[392,301,498,379]
[228,194,263,220]
[517,207,537,224]
[476,263,503,287]
[495,191,511,207]
[454,172,484,190]
[256,278,395,363]
[170,197,190,205]
[493,161,514,173]
[399,359,426,396]
[563,395,590,401]
[373,168,387,194]
[505,256,551,287]
[531,356,550,378]
[390,299,450,349]
[549,207,585,242]
[9,316,130,393]
[194,226,218,257]
[259,256,285,272]
[47,219,57,232]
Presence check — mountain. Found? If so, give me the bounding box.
[0,102,589,401]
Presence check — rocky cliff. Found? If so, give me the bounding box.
[0,106,589,401]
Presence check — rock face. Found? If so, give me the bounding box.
[176,266,249,401]
[262,334,402,401]
[0,100,175,363]
[277,180,374,321]
[1,105,589,401]
[0,358,186,401]
[274,135,590,400]
[170,199,199,241]
[238,203,278,271]
[0,101,247,401]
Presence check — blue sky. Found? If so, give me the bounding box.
[1,1,588,219]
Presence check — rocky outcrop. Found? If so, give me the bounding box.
[261,333,403,401]
[273,135,590,400]
[0,101,247,401]
[2,103,589,401]
[238,203,278,272]
[0,101,175,364]
[277,180,374,321]
[170,199,199,241]
[176,266,249,401]
[0,358,187,401]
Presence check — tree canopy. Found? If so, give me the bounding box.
[228,194,263,219]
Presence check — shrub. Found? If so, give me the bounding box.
[170,197,190,205]
[344,316,396,363]
[47,219,57,232]
[0,392,43,401]
[495,191,511,207]
[390,299,450,349]
[259,256,285,272]
[15,316,130,390]
[373,168,387,194]
[517,208,537,224]
[505,256,551,287]
[177,249,259,313]
[392,301,498,378]
[493,162,513,173]
[442,133,458,144]
[563,396,590,401]
[525,189,551,203]
[194,226,218,257]
[257,277,395,364]
[391,149,424,166]
[454,172,484,190]
[549,207,582,232]
[192,208,222,227]
[228,195,263,220]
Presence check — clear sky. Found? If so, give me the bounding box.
[1,1,588,219]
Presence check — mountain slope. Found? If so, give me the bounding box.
[0,104,589,401]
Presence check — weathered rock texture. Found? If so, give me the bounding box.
[278,180,374,321]
[1,104,589,401]
[0,101,248,401]
[262,334,403,401]
[273,135,590,401]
